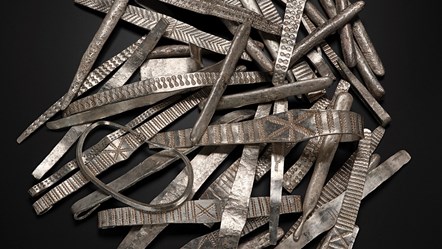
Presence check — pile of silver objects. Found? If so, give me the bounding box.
[18,0,411,248]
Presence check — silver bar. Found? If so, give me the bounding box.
[275,150,412,248]
[336,0,356,67]
[60,0,130,109]
[238,227,285,249]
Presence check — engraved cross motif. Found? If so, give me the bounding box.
[195,203,217,219]
[328,227,353,249]
[102,138,132,161]
[265,111,315,141]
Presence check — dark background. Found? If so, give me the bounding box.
[2,0,441,248]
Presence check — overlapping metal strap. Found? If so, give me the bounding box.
[32,90,208,215]
[148,108,364,147]
[74,0,252,60]
[97,195,301,228]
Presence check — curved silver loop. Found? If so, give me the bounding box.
[76,120,194,212]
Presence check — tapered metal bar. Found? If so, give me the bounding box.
[16,36,146,144]
[238,227,285,249]
[75,0,252,60]
[354,40,385,100]
[60,0,130,109]
[304,1,328,27]
[190,22,252,144]
[218,104,271,248]
[275,150,411,248]
[294,92,353,241]
[337,58,391,126]
[336,0,356,67]
[319,0,337,18]
[289,1,365,68]
[199,77,333,110]
[353,19,385,76]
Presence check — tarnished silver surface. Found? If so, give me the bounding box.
[60,0,130,110]
[238,227,285,249]
[354,41,385,100]
[353,19,385,77]
[270,0,307,238]
[191,22,251,144]
[255,0,283,26]
[320,129,371,248]
[117,144,237,249]
[306,50,336,80]
[337,58,392,127]
[275,150,412,248]
[28,91,180,197]
[32,90,208,215]
[289,1,365,67]
[148,108,364,147]
[294,92,353,240]
[283,126,385,240]
[283,80,350,193]
[31,20,168,179]
[75,0,252,60]
[218,104,271,248]
[16,36,146,144]
[304,1,327,28]
[200,77,334,110]
[336,0,356,68]
[140,57,200,79]
[97,195,301,227]
[319,0,338,18]
[291,60,326,102]
[55,70,267,118]
[71,109,254,219]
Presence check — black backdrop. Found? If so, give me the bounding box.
[2,0,441,248]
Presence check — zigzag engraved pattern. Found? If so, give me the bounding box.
[32,91,208,215]
[75,0,251,60]
[64,71,266,115]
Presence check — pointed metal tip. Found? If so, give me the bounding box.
[293,218,306,241]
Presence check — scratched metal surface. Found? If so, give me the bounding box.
[4,0,441,249]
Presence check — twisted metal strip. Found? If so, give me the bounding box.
[64,71,267,116]
[75,0,252,60]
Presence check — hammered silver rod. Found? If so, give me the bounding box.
[238,227,285,249]
[148,108,364,147]
[305,50,336,80]
[190,22,252,144]
[75,0,252,60]
[200,77,334,111]
[275,150,411,249]
[117,145,237,249]
[353,19,385,76]
[283,126,385,240]
[336,58,391,127]
[221,19,274,72]
[60,0,130,110]
[97,195,301,227]
[319,0,338,18]
[16,36,146,144]
[71,109,255,219]
[218,104,271,248]
[62,71,267,116]
[304,1,328,28]
[336,0,356,67]
[288,1,365,68]
[354,40,385,100]
[293,92,354,241]
[30,20,169,179]
[32,90,209,215]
